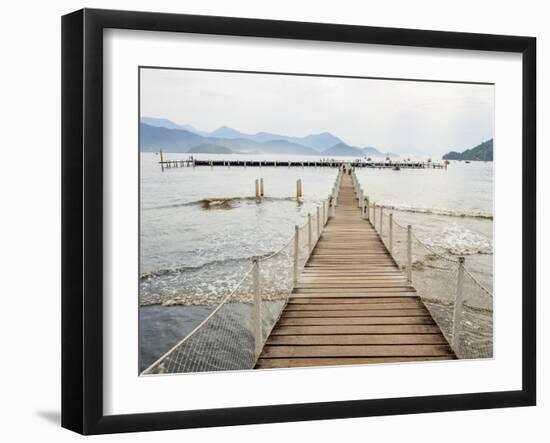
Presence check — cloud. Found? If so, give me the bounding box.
[140,68,494,155]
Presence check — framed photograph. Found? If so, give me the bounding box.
[62,8,536,434]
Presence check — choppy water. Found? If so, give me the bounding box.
[139,153,493,370]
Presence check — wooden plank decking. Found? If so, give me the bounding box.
[255,173,455,369]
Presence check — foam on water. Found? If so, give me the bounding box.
[417,221,493,256]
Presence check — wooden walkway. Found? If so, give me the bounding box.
[255,173,455,369]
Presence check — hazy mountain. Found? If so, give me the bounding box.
[213,128,345,151]
[141,117,184,130]
[442,139,493,161]
[140,123,205,152]
[188,143,232,154]
[260,139,318,155]
[209,126,248,139]
[323,143,364,157]
[141,117,347,152]
[140,117,208,135]
[362,146,398,158]
[140,123,319,155]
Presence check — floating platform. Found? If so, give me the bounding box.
[158,159,446,169]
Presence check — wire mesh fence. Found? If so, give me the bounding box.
[352,169,493,360]
[142,267,257,374]
[142,172,342,375]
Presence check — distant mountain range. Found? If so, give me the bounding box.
[140,117,396,158]
[442,139,493,161]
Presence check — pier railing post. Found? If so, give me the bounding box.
[316,206,321,240]
[293,225,299,285]
[253,257,262,358]
[407,225,412,283]
[389,213,393,256]
[373,202,377,227]
[260,178,264,197]
[365,197,370,221]
[451,256,466,356]
[308,213,312,253]
[296,179,302,200]
[380,207,384,236]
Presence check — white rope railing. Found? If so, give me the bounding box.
[142,170,343,375]
[350,168,493,360]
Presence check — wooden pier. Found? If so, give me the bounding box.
[255,173,455,369]
[158,158,445,169]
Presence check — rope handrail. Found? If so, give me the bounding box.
[356,172,492,296]
[464,267,493,297]
[142,265,254,375]
[142,169,342,374]
[258,232,296,262]
[352,168,493,359]
[411,231,459,264]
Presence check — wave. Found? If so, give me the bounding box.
[380,204,492,220]
[140,256,251,280]
[140,247,285,281]
[147,196,298,211]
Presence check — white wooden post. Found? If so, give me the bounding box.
[260,178,264,197]
[253,257,262,358]
[293,225,299,285]
[380,207,383,236]
[365,197,370,220]
[407,225,412,283]
[322,201,326,226]
[451,257,466,355]
[389,213,393,256]
[373,202,376,226]
[308,213,312,253]
[316,206,321,239]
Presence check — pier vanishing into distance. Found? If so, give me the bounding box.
[142,164,467,376]
[255,172,455,368]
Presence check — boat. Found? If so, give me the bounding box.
[465,160,471,164]
[392,165,401,171]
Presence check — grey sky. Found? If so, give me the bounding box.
[140,68,494,156]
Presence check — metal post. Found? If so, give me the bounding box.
[308,213,312,253]
[389,213,393,256]
[253,257,262,358]
[293,225,299,285]
[260,178,264,197]
[451,257,466,355]
[407,225,412,283]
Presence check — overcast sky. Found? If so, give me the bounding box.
[140,68,494,156]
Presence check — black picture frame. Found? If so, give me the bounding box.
[62,8,536,435]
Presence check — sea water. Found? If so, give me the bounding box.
[139,153,493,369]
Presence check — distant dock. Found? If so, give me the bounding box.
[158,158,446,169]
